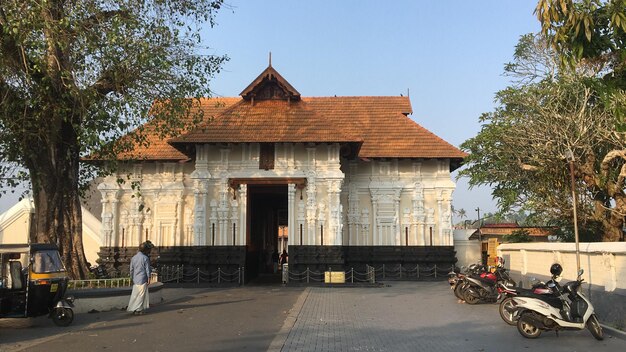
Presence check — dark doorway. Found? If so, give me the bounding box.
[246,184,287,282]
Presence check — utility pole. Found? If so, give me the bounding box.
[476,207,483,264]
[566,151,581,273]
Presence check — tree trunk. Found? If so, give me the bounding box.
[26,118,89,279]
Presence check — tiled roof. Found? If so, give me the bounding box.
[474,227,555,237]
[112,66,467,163]
[170,99,361,144]
[114,98,240,161]
[303,97,465,159]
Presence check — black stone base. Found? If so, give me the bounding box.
[288,245,457,274]
[288,246,345,273]
[97,246,246,277]
[97,245,456,282]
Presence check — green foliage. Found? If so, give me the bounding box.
[0,0,228,194]
[0,0,227,277]
[503,229,534,243]
[460,32,626,241]
[550,218,605,242]
[536,0,626,78]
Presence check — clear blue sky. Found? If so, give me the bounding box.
[204,0,541,221]
[0,1,541,220]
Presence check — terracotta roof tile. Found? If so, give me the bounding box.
[110,65,467,163]
[114,98,239,161]
[171,99,360,144]
[117,95,467,162]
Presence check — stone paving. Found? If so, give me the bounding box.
[1,282,625,351]
[279,281,626,352]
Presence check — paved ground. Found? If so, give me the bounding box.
[0,285,303,352]
[277,282,626,352]
[1,282,625,352]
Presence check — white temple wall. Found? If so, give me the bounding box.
[99,143,456,249]
[340,159,455,247]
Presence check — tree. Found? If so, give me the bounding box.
[503,229,534,243]
[456,208,467,220]
[536,0,626,80]
[536,0,626,126]
[0,0,227,278]
[460,34,626,241]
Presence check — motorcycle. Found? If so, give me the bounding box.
[448,263,488,300]
[0,243,75,326]
[499,277,560,325]
[512,268,603,340]
[462,261,516,305]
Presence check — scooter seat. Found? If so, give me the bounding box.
[517,290,563,309]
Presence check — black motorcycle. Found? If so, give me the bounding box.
[462,265,516,305]
[448,263,488,300]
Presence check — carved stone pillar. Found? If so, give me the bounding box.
[287,184,296,248]
[217,178,229,245]
[193,180,208,246]
[348,183,359,246]
[230,198,239,246]
[238,184,247,246]
[328,179,343,245]
[209,199,218,246]
[360,208,370,245]
[305,175,317,245]
[296,197,305,245]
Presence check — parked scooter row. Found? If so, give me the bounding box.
[448,258,516,305]
[450,261,604,340]
[498,263,562,325]
[512,267,603,340]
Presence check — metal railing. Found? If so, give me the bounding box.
[69,272,158,290]
[159,265,244,285]
[150,264,453,286]
[68,277,132,290]
[284,264,454,284]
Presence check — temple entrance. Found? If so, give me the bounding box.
[246,184,288,282]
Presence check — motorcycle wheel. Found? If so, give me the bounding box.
[517,312,542,339]
[52,307,74,327]
[499,297,517,325]
[586,314,604,340]
[454,283,465,300]
[463,288,480,305]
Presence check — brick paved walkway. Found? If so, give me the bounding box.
[279,281,626,352]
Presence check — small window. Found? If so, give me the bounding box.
[32,250,65,273]
[259,143,275,170]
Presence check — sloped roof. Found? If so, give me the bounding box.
[240,65,300,101]
[171,98,361,144]
[112,65,467,164]
[113,98,240,161]
[469,226,555,239]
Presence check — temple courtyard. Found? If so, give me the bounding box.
[1,282,625,352]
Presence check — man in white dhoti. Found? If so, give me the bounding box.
[127,241,153,315]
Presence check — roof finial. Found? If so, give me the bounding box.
[269,52,272,67]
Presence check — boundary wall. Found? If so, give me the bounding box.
[498,242,626,331]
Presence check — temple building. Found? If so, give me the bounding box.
[96,63,467,279]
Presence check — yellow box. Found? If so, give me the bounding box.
[324,271,345,284]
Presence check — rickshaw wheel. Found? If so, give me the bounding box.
[51,308,74,327]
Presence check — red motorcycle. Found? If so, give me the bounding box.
[462,259,516,305]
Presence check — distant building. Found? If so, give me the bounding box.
[469,223,554,242]
[469,223,556,265]
[0,197,102,265]
[95,63,467,278]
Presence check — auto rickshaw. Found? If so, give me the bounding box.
[0,243,74,326]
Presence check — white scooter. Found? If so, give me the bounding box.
[511,269,603,340]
